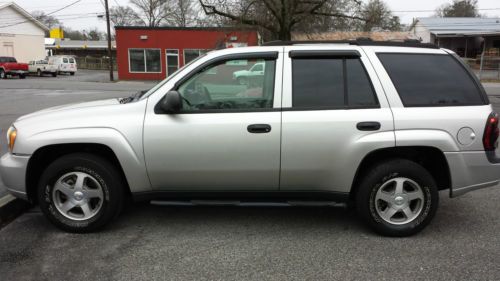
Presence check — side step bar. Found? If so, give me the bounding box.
[150,200,347,208]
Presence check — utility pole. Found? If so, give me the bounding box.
[104,0,114,81]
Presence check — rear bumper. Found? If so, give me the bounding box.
[0,153,29,200]
[445,151,500,197]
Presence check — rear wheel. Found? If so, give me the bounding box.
[52,72,57,77]
[355,159,438,237]
[0,69,5,79]
[70,72,75,76]
[19,74,26,79]
[37,153,124,233]
[37,69,42,77]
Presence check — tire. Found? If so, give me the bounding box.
[237,76,247,85]
[70,72,75,76]
[355,159,438,237]
[19,74,26,79]
[52,72,57,77]
[37,153,124,233]
[37,69,42,77]
[0,69,6,79]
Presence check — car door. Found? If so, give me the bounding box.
[143,50,283,191]
[280,46,395,193]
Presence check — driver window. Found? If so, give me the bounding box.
[177,58,276,111]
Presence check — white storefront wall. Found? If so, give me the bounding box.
[0,4,47,62]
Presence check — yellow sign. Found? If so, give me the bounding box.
[50,28,64,39]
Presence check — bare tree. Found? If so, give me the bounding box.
[359,0,401,31]
[130,0,169,27]
[165,0,202,27]
[436,0,479,18]
[198,0,365,40]
[109,6,142,26]
[31,10,61,31]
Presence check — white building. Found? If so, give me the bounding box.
[0,2,49,62]
[411,17,500,58]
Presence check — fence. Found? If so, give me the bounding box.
[463,56,500,81]
[74,57,117,71]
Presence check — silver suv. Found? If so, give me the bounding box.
[1,41,499,236]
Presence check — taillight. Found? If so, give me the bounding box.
[483,112,499,151]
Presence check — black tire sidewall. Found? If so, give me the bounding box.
[356,159,439,236]
[37,154,123,232]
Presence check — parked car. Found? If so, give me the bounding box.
[48,55,77,75]
[233,62,265,85]
[0,56,28,79]
[28,60,58,77]
[1,41,499,236]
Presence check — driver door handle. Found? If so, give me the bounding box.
[247,124,272,134]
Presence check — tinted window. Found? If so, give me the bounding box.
[63,58,69,63]
[178,58,276,111]
[292,59,344,108]
[292,58,377,108]
[378,53,484,106]
[346,59,377,106]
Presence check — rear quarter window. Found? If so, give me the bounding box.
[377,53,486,106]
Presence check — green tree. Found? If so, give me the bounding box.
[436,0,479,17]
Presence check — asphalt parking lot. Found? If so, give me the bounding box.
[0,71,499,280]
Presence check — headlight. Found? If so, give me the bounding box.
[6,126,17,152]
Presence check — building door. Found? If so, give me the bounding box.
[166,49,179,77]
[2,42,14,56]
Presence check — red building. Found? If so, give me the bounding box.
[115,26,260,80]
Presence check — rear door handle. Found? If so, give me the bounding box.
[357,122,381,131]
[247,124,271,134]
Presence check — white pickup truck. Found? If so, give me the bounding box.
[28,60,58,77]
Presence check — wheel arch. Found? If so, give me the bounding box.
[350,146,452,200]
[25,143,132,203]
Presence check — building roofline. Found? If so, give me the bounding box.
[115,26,258,32]
[0,2,49,31]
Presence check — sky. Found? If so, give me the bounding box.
[1,0,500,32]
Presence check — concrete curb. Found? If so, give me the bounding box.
[0,194,31,226]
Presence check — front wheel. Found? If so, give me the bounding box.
[70,72,75,76]
[37,153,124,233]
[52,72,57,77]
[355,159,438,237]
[0,69,6,79]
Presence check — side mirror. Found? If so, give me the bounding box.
[160,90,183,113]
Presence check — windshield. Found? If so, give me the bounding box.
[140,54,207,100]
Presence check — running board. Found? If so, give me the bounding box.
[150,200,347,208]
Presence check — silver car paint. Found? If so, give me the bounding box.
[280,45,395,192]
[0,45,499,200]
[143,47,284,190]
[7,98,151,193]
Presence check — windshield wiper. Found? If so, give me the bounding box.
[120,89,149,104]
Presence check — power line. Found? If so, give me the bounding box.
[393,7,500,13]
[0,0,83,28]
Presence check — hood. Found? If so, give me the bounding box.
[16,98,121,122]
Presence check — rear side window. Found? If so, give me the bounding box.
[63,58,69,63]
[378,53,485,106]
[292,58,378,109]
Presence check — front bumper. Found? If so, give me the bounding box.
[445,151,500,197]
[0,153,30,200]
[7,70,28,75]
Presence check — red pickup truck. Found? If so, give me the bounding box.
[0,56,29,79]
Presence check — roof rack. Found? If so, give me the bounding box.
[262,38,439,49]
